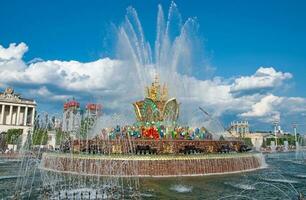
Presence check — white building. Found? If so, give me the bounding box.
[229,120,272,150]
[229,121,250,137]
[0,87,36,145]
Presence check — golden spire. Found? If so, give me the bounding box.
[145,74,168,101]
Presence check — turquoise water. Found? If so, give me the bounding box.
[0,151,305,199]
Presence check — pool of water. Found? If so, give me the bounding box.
[0,151,305,199]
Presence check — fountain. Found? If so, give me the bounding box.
[14,3,267,199]
[40,78,264,177]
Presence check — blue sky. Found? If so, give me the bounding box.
[1,0,306,132]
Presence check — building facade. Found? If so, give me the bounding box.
[229,121,250,138]
[62,99,81,135]
[85,103,102,120]
[0,87,36,145]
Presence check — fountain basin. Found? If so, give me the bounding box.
[40,153,264,177]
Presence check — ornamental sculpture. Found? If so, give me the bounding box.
[0,87,22,103]
[133,75,179,123]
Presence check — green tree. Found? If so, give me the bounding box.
[6,129,23,150]
[56,130,70,146]
[6,129,23,144]
[32,129,48,145]
[79,117,95,139]
[288,135,296,145]
[242,137,253,147]
[0,132,7,152]
[261,139,267,148]
[219,135,225,141]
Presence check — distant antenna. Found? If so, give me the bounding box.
[292,122,298,145]
[273,120,279,147]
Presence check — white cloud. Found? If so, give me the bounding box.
[240,94,306,123]
[230,67,292,93]
[0,44,27,72]
[0,43,28,60]
[0,58,123,92]
[240,94,283,122]
[29,86,71,102]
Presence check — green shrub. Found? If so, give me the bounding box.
[243,137,253,147]
[6,129,23,144]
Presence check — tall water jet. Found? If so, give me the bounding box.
[114,2,214,130]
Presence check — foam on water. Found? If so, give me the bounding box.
[225,182,256,190]
[291,160,305,165]
[263,178,299,184]
[0,159,20,163]
[140,193,154,197]
[295,174,306,178]
[0,175,21,180]
[170,184,193,193]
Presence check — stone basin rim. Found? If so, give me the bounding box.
[39,165,265,178]
[40,152,265,178]
[42,152,262,160]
